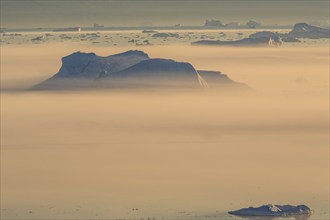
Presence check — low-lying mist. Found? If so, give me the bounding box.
[1,43,329,219]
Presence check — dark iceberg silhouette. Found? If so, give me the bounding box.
[228,204,312,218]
[32,50,249,90]
[288,22,330,39]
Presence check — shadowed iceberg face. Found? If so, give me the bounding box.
[101,58,199,86]
[32,50,249,90]
[57,52,97,78]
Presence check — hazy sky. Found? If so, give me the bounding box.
[1,0,329,28]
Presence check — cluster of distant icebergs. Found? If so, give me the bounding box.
[1,22,328,47]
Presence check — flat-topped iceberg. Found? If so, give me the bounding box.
[32,50,249,91]
[228,204,312,218]
[192,36,282,47]
[152,32,179,38]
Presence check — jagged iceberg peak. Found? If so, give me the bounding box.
[109,50,149,59]
[266,204,282,212]
[63,51,97,59]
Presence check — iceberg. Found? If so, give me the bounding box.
[288,22,330,39]
[32,50,249,90]
[191,36,282,47]
[228,204,312,218]
[192,23,328,47]
[248,23,329,43]
[152,33,179,38]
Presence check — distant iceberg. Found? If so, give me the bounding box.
[192,36,282,47]
[288,22,330,39]
[152,33,179,38]
[192,23,329,47]
[249,31,300,43]
[248,23,329,42]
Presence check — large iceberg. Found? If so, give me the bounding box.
[32,50,249,90]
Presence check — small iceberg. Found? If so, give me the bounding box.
[228,204,312,219]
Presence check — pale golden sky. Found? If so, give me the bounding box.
[1,0,329,28]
